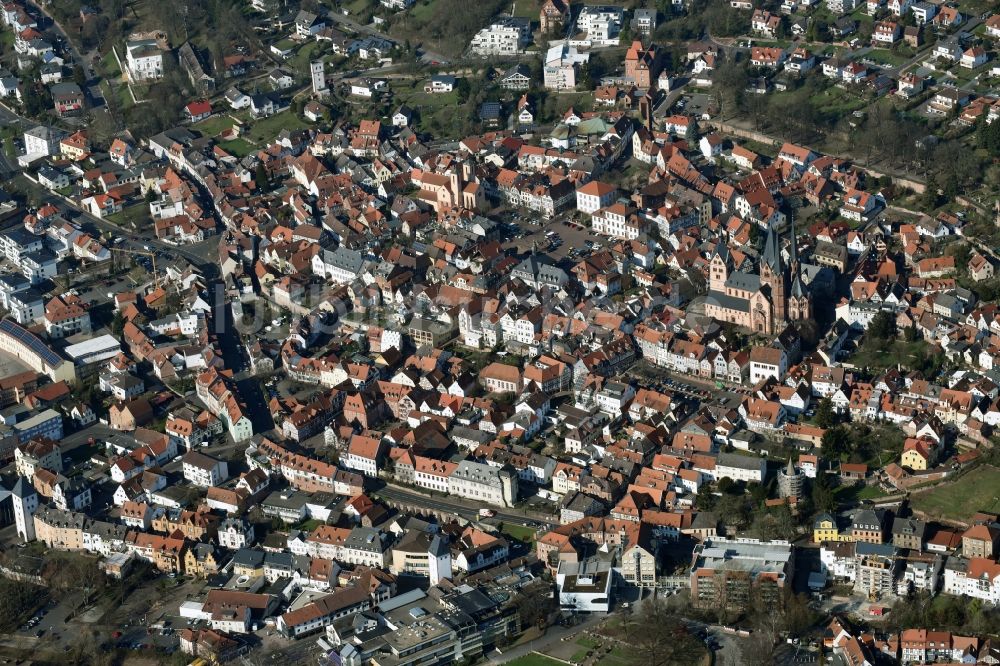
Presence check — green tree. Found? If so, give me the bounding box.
[867,310,896,340]
[811,472,837,513]
[73,65,88,88]
[814,397,836,428]
[921,176,939,210]
[255,163,270,191]
[821,425,852,461]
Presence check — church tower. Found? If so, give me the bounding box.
[787,216,811,322]
[709,241,731,292]
[759,224,787,326]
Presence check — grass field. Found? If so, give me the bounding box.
[245,111,309,144]
[811,86,867,116]
[392,80,460,110]
[865,48,910,67]
[194,114,237,137]
[510,0,540,19]
[569,635,601,661]
[849,338,934,373]
[500,522,537,543]
[100,50,121,78]
[506,654,565,666]
[911,465,1000,521]
[288,41,323,75]
[218,138,257,157]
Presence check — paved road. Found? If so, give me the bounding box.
[24,0,95,80]
[376,483,559,528]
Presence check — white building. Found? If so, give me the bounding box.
[543,43,589,90]
[574,5,624,47]
[125,39,164,82]
[448,460,518,507]
[714,452,767,483]
[469,18,530,56]
[557,558,613,612]
[181,451,229,487]
[576,181,618,215]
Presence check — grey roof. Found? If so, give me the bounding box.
[790,275,807,298]
[855,541,896,557]
[11,476,34,499]
[762,223,782,274]
[891,517,925,537]
[2,226,43,248]
[513,254,567,286]
[25,125,64,143]
[49,82,82,98]
[717,452,765,471]
[232,548,265,567]
[501,63,530,80]
[324,246,366,273]
[344,526,388,553]
[0,273,29,291]
[705,289,750,314]
[725,270,761,293]
[429,534,449,557]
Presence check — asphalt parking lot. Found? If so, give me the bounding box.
[676,92,712,118]
[504,215,605,262]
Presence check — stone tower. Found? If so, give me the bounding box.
[310,60,328,97]
[12,477,38,542]
[778,458,803,500]
[428,534,452,586]
[499,466,519,508]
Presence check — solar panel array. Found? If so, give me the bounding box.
[0,318,63,367]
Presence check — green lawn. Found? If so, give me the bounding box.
[194,114,237,137]
[345,0,372,14]
[836,483,889,506]
[288,40,323,76]
[911,465,1000,521]
[100,49,121,78]
[105,204,151,230]
[865,48,909,67]
[506,654,565,666]
[295,518,324,532]
[598,647,637,666]
[218,138,256,157]
[246,111,309,144]
[811,86,867,116]
[849,338,934,373]
[392,81,459,109]
[500,522,537,543]
[510,0,540,19]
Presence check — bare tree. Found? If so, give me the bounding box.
[627,598,705,666]
[740,632,777,666]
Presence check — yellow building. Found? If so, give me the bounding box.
[184,543,220,577]
[901,437,934,471]
[813,513,847,543]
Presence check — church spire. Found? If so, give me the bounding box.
[789,215,798,268]
[762,223,782,274]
